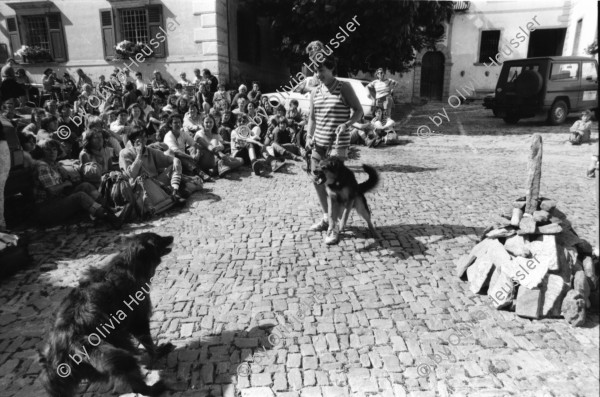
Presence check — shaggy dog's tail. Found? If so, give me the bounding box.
[358,165,379,194]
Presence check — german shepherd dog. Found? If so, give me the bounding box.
[318,157,380,237]
[39,232,174,397]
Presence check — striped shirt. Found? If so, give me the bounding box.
[366,79,396,99]
[313,79,351,149]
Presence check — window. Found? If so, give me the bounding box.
[479,30,500,63]
[120,8,149,44]
[5,14,67,62]
[100,5,165,60]
[504,64,539,83]
[582,62,597,82]
[550,63,579,80]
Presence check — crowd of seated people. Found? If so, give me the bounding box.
[0,61,319,231]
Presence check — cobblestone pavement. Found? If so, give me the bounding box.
[0,106,598,397]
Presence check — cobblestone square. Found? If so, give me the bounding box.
[1,105,598,397]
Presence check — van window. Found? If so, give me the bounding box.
[582,62,598,82]
[550,63,579,80]
[505,65,540,83]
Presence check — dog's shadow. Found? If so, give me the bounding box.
[346,164,438,173]
[83,326,282,395]
[345,223,485,258]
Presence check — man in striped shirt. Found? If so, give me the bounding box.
[367,68,398,118]
[306,55,363,245]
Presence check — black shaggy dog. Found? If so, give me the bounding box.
[318,157,380,238]
[40,232,174,397]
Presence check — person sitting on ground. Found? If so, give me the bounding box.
[162,94,179,114]
[232,97,248,120]
[263,117,304,164]
[163,114,213,182]
[230,114,267,175]
[122,82,138,109]
[134,72,150,98]
[110,109,132,146]
[119,128,186,204]
[183,103,203,135]
[260,96,274,116]
[33,138,124,228]
[151,70,170,96]
[18,131,37,168]
[213,83,231,112]
[246,102,267,140]
[176,96,190,115]
[287,99,307,146]
[23,108,46,136]
[231,85,248,110]
[194,114,243,177]
[247,81,262,107]
[88,115,121,159]
[127,103,146,133]
[587,144,599,179]
[370,106,396,146]
[79,129,116,186]
[76,69,93,91]
[179,72,192,87]
[569,110,593,145]
[42,69,62,98]
[174,83,184,98]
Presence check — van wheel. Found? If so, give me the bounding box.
[503,113,520,124]
[548,100,568,125]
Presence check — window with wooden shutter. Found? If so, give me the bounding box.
[100,9,116,59]
[47,14,67,62]
[6,17,22,57]
[113,5,166,59]
[147,6,165,58]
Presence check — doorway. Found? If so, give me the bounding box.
[420,51,445,100]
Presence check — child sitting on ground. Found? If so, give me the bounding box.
[371,106,396,146]
[569,110,592,145]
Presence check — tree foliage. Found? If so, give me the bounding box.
[240,0,454,76]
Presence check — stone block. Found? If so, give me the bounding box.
[456,239,493,278]
[527,235,558,271]
[467,257,495,294]
[540,274,569,317]
[518,215,537,234]
[510,256,549,289]
[485,228,516,239]
[536,224,562,234]
[540,200,557,211]
[532,210,550,223]
[516,286,543,319]
[504,235,531,258]
[561,289,586,327]
[510,208,523,226]
[488,267,515,309]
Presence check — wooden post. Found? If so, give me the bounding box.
[525,134,543,214]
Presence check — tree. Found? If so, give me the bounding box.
[240,0,454,76]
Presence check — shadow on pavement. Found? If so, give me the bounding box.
[351,223,484,258]
[347,164,438,173]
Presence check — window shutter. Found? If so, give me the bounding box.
[6,17,22,58]
[147,5,165,58]
[100,9,116,59]
[47,14,67,62]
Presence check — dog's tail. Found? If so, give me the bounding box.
[358,164,379,194]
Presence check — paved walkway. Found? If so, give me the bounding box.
[0,107,598,397]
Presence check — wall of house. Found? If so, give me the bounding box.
[562,0,598,56]
[0,0,287,89]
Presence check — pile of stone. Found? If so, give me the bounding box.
[456,134,599,326]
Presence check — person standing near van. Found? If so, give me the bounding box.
[367,68,398,118]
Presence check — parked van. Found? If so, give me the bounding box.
[493,56,598,125]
